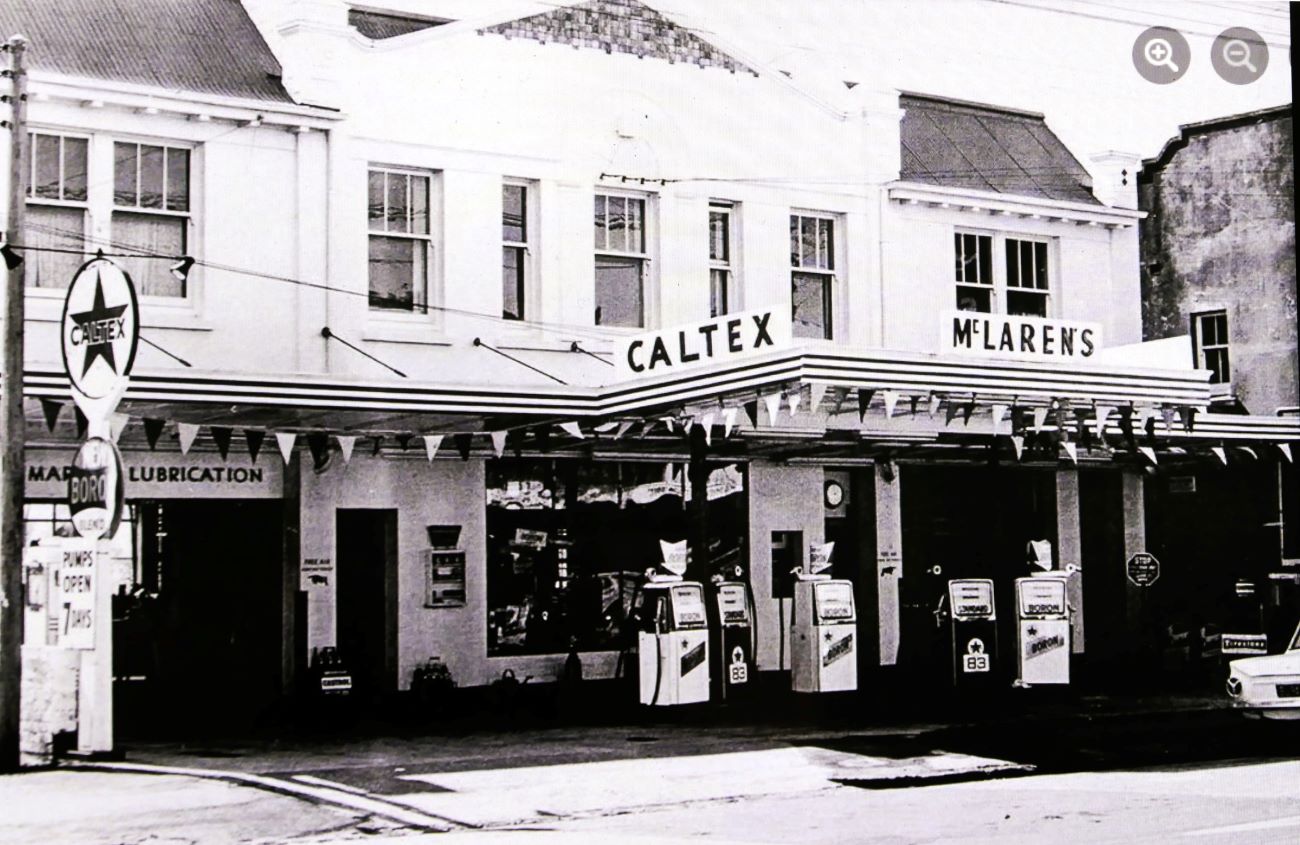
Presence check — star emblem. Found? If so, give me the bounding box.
[69,272,128,378]
[1028,626,1039,637]
[824,631,834,642]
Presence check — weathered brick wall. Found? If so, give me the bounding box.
[1139,110,1296,414]
[479,0,757,75]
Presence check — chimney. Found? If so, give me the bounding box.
[244,0,351,108]
[854,88,904,184]
[1089,151,1142,210]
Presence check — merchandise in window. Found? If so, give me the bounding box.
[368,168,431,311]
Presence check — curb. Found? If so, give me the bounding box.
[61,760,466,833]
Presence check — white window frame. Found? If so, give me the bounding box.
[23,130,91,291]
[367,165,434,314]
[1192,309,1231,386]
[709,201,739,319]
[111,138,195,299]
[502,178,536,322]
[790,210,839,341]
[593,189,653,328]
[953,228,1054,318]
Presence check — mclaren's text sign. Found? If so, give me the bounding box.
[617,309,791,377]
[942,311,1101,361]
[61,258,140,407]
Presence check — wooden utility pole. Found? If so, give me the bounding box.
[0,34,29,772]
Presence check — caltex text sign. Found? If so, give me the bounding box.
[617,309,791,377]
[941,311,1101,361]
[61,258,140,403]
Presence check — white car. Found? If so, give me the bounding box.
[1227,621,1300,719]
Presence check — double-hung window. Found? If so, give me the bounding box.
[790,212,835,339]
[1193,310,1231,384]
[368,167,431,312]
[709,203,736,318]
[24,132,89,290]
[954,231,1051,317]
[502,181,529,321]
[593,192,648,327]
[113,141,191,297]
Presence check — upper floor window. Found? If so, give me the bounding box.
[709,203,737,318]
[24,132,89,290]
[113,142,191,297]
[954,231,1051,318]
[502,181,530,321]
[368,167,431,311]
[593,192,648,327]
[790,212,835,339]
[1193,310,1231,384]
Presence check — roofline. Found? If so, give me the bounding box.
[1139,103,1292,181]
[898,92,1045,121]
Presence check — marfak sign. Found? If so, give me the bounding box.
[617,308,791,377]
[941,310,1100,362]
[61,257,140,410]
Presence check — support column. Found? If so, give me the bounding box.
[1056,470,1084,653]
[1121,470,1147,647]
[874,464,902,666]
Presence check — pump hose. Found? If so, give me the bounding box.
[650,620,663,706]
[778,594,786,672]
[745,580,758,669]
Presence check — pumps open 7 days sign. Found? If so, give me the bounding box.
[60,258,140,402]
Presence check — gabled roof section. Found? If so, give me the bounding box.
[0,0,296,105]
[900,94,1099,206]
[479,0,758,76]
[349,8,452,40]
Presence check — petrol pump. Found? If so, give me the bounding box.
[1014,576,1071,686]
[637,542,710,706]
[947,579,998,689]
[713,581,755,699]
[791,543,857,693]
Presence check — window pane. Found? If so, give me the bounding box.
[594,194,607,250]
[710,268,728,318]
[1034,241,1048,289]
[63,137,88,202]
[956,285,991,313]
[368,171,385,230]
[503,184,526,243]
[800,216,817,267]
[1214,314,1228,343]
[978,235,991,285]
[24,206,85,289]
[594,254,643,327]
[792,271,831,339]
[165,148,189,212]
[627,198,644,253]
[1007,290,1046,318]
[33,134,61,200]
[113,212,186,296]
[954,233,964,282]
[386,173,409,233]
[1200,314,1218,345]
[139,145,165,209]
[411,175,429,236]
[607,196,627,253]
[1019,240,1033,290]
[1006,239,1020,288]
[790,215,800,266]
[819,218,834,270]
[114,142,137,206]
[709,210,729,262]
[369,235,423,310]
[503,246,524,320]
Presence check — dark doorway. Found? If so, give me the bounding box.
[336,509,398,701]
[117,499,285,738]
[1079,470,1126,668]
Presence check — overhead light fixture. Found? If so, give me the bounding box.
[169,256,195,282]
[1,243,22,270]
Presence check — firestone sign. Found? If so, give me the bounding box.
[616,309,791,377]
[60,258,140,405]
[941,311,1101,362]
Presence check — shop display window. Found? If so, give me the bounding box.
[486,459,747,656]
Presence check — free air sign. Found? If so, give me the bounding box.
[616,308,791,378]
[1126,552,1160,587]
[940,311,1100,361]
[67,437,125,540]
[60,257,140,407]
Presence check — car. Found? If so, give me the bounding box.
[1226,620,1300,719]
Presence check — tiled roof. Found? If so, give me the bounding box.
[900,94,1098,205]
[348,9,450,40]
[0,0,295,105]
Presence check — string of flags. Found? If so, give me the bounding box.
[29,388,1295,469]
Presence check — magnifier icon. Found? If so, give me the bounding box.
[1222,38,1257,72]
[1144,37,1179,72]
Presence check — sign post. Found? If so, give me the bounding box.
[1126,552,1161,587]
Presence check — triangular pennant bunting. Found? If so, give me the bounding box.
[1278,443,1293,463]
[275,432,297,464]
[74,407,88,439]
[857,389,874,422]
[991,403,1009,435]
[1094,405,1116,438]
[763,393,781,426]
[1032,407,1049,430]
[928,393,942,418]
[396,434,413,451]
[144,418,166,450]
[683,416,694,435]
[244,429,265,463]
[786,390,801,417]
[809,383,828,413]
[423,434,443,461]
[1139,445,1158,465]
[961,400,976,425]
[722,407,737,439]
[490,430,508,458]
[743,400,759,428]
[336,435,356,464]
[910,395,920,416]
[1212,446,1228,465]
[945,401,961,425]
[454,433,473,461]
[559,421,585,439]
[108,412,130,444]
[661,416,675,433]
[306,433,331,468]
[1177,406,1196,433]
[1160,406,1176,433]
[1011,435,1025,461]
[39,398,62,433]
[1062,441,1078,465]
[1236,446,1258,461]
[615,420,634,440]
[882,390,899,419]
[701,412,715,447]
[209,426,233,460]
[177,422,200,455]
[371,436,384,457]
